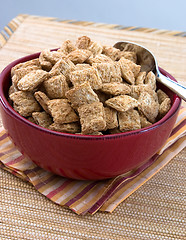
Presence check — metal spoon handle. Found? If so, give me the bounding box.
[157,73,186,101]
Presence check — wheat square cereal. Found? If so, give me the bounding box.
[49,122,80,133]
[39,49,66,71]
[65,82,99,109]
[139,114,152,128]
[76,36,91,49]
[88,41,103,56]
[47,99,79,124]
[130,84,157,100]
[9,91,41,117]
[145,71,156,90]
[12,65,42,87]
[138,91,159,123]
[118,109,141,132]
[93,62,122,83]
[69,68,102,90]
[86,54,113,65]
[157,89,169,104]
[102,46,121,61]
[67,49,92,64]
[101,82,131,96]
[118,51,137,63]
[75,64,91,70]
[43,74,69,99]
[118,57,135,84]
[58,40,77,54]
[50,58,75,82]
[159,98,171,118]
[105,95,138,112]
[34,91,50,113]
[135,72,146,85]
[17,70,49,92]
[32,111,53,128]
[78,102,106,134]
[11,59,41,77]
[104,107,118,130]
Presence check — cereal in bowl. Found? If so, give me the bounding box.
[9,36,171,135]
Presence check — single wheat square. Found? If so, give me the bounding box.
[11,59,41,77]
[135,72,146,85]
[88,41,103,56]
[69,68,102,90]
[86,54,113,65]
[139,113,152,128]
[104,107,118,130]
[130,84,157,100]
[47,99,79,124]
[101,82,131,96]
[145,71,156,90]
[51,58,75,82]
[43,75,69,99]
[105,95,138,112]
[12,65,42,87]
[118,57,135,84]
[67,49,92,64]
[9,91,41,117]
[49,122,80,133]
[93,62,122,83]
[78,102,106,134]
[158,98,171,118]
[157,89,169,104]
[118,51,137,63]
[102,46,121,61]
[17,70,49,92]
[32,111,53,128]
[75,64,91,70]
[39,49,66,71]
[138,91,159,123]
[118,109,141,132]
[58,40,77,54]
[34,91,50,113]
[65,82,99,109]
[123,58,141,78]
[76,36,91,49]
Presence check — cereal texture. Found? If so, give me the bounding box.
[43,75,69,99]
[105,95,138,112]
[10,91,41,117]
[47,99,79,124]
[9,36,172,135]
[69,68,102,90]
[17,70,49,91]
[65,82,99,109]
[49,122,80,133]
[34,91,50,113]
[93,62,122,83]
[32,111,53,128]
[118,109,141,132]
[78,102,106,134]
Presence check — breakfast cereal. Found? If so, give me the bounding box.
[9,36,172,135]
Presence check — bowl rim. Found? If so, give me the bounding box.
[0,51,182,140]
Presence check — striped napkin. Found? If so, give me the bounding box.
[0,108,185,215]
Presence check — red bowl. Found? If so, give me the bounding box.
[0,52,181,180]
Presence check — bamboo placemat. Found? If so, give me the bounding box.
[0,14,185,239]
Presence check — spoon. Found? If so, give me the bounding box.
[114,41,186,101]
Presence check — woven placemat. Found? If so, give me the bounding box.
[0,14,186,239]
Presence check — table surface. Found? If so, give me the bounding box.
[0,15,185,240]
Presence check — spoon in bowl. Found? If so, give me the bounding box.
[114,41,186,101]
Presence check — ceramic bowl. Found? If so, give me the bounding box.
[0,52,181,180]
